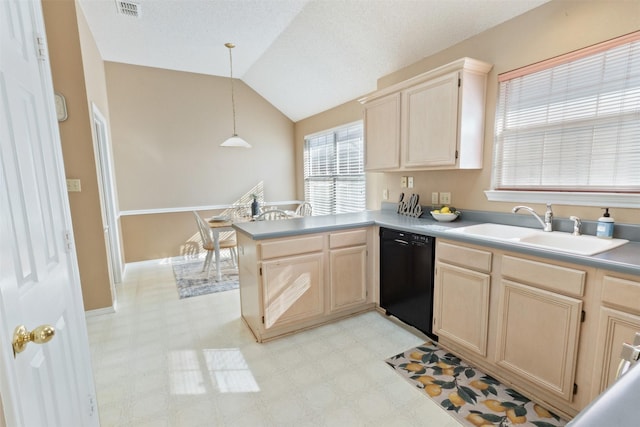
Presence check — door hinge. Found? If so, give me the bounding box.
[259,267,262,276]
[458,77,461,87]
[581,310,586,323]
[573,383,578,395]
[88,394,96,417]
[455,150,459,159]
[64,231,73,252]
[34,34,47,61]
[261,316,264,324]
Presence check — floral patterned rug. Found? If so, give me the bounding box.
[386,341,567,427]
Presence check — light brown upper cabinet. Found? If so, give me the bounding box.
[360,58,493,171]
[362,93,401,170]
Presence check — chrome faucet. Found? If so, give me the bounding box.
[512,203,553,232]
[569,216,582,236]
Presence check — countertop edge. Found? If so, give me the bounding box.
[232,210,640,276]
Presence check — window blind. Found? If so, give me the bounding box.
[304,122,365,215]
[493,31,640,193]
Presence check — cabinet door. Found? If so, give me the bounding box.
[495,279,582,401]
[592,307,640,395]
[401,71,459,168]
[363,92,401,171]
[434,261,490,356]
[329,245,367,312]
[262,252,324,330]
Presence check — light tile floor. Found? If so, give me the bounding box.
[86,259,463,427]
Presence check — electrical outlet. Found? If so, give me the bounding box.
[400,176,407,188]
[440,192,451,205]
[66,179,81,192]
[382,189,389,200]
[407,176,414,188]
[431,192,439,204]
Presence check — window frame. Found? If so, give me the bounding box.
[486,31,640,208]
[303,121,366,215]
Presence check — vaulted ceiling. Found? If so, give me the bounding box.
[78,0,549,122]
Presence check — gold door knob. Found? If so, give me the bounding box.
[12,324,55,357]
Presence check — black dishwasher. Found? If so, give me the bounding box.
[379,227,437,340]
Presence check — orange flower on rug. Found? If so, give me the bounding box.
[386,341,567,427]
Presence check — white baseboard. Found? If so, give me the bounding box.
[85,305,116,317]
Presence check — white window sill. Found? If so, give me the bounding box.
[484,190,640,209]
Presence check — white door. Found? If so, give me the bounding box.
[0,1,99,426]
[92,104,123,289]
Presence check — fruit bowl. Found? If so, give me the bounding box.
[430,211,460,222]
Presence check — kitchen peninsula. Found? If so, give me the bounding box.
[233,204,640,419]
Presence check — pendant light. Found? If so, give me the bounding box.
[220,43,251,148]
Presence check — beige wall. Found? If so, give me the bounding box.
[105,63,296,211]
[42,0,113,311]
[104,63,296,261]
[75,0,126,279]
[296,0,640,224]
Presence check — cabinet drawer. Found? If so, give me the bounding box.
[329,229,367,249]
[437,241,492,273]
[501,255,585,298]
[601,275,640,315]
[260,235,324,260]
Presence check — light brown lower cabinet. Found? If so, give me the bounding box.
[495,255,586,403]
[434,241,492,357]
[590,272,640,398]
[495,279,582,401]
[262,252,324,330]
[238,228,373,342]
[434,239,602,419]
[329,245,367,312]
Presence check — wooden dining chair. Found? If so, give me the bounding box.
[192,212,237,274]
[295,202,313,216]
[255,209,290,221]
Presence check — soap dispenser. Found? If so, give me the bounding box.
[596,208,614,239]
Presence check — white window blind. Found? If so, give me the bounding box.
[493,31,640,193]
[304,122,365,215]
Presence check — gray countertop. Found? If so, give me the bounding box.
[233,207,640,276]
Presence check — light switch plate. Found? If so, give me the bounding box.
[66,179,81,192]
[408,176,414,188]
[400,176,407,188]
[440,192,451,205]
[431,192,439,204]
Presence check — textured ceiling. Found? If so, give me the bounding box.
[77,0,549,122]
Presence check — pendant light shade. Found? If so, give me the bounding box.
[221,135,250,147]
[221,43,251,148]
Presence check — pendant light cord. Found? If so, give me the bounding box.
[226,43,238,136]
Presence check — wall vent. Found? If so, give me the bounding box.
[115,1,141,18]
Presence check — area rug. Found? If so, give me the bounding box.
[171,257,238,299]
[386,341,567,427]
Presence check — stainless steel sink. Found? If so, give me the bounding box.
[446,223,628,256]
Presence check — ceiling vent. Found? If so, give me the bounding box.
[116,1,141,18]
